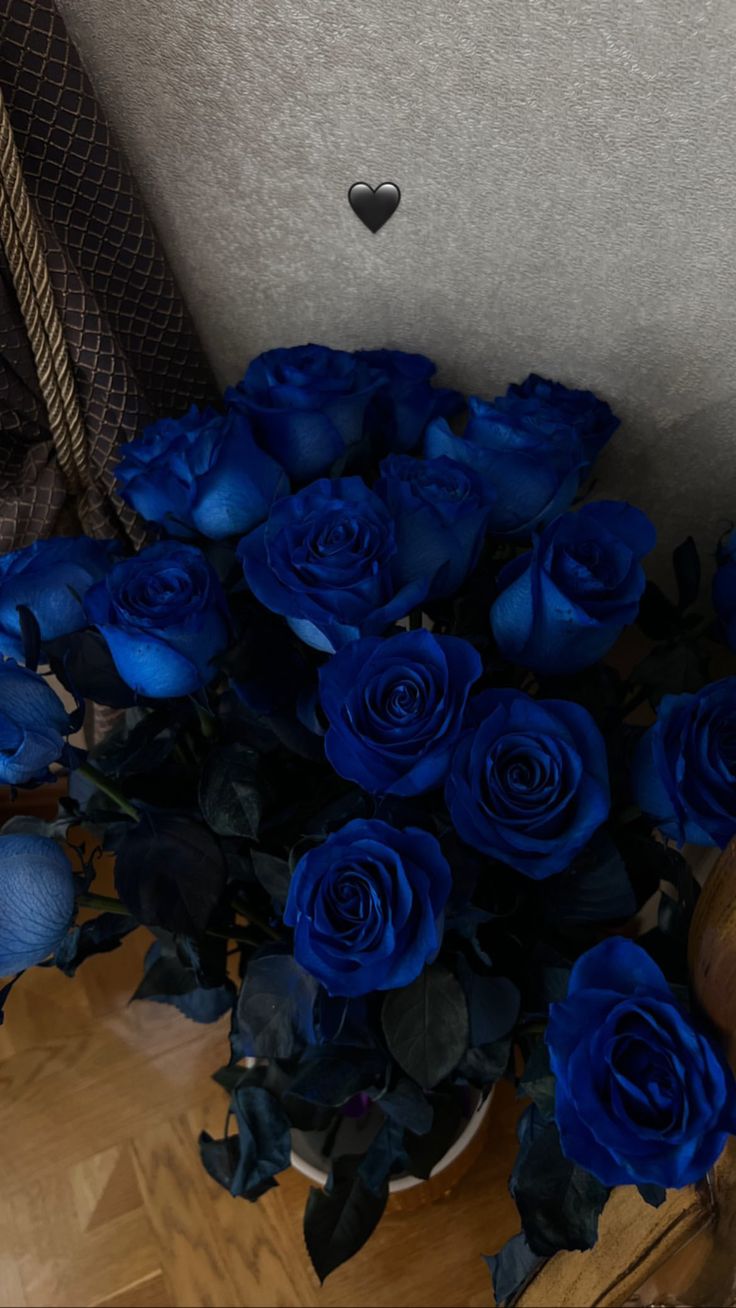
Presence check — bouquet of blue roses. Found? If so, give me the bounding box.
[1,343,735,1295]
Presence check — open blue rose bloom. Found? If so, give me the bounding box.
[2,342,735,1285]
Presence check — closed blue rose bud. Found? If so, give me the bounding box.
[319,629,482,796]
[0,835,76,974]
[633,678,736,848]
[284,818,452,996]
[0,660,74,785]
[237,477,430,654]
[496,372,620,466]
[375,453,494,597]
[116,405,287,541]
[354,348,462,453]
[547,938,736,1188]
[490,501,656,674]
[445,688,610,878]
[425,395,586,538]
[0,536,117,660]
[713,528,736,651]
[84,541,231,698]
[226,343,386,481]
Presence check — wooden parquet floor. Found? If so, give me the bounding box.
[0,874,522,1307]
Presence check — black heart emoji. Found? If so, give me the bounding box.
[348,182,401,233]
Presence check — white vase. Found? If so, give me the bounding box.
[290,1085,494,1195]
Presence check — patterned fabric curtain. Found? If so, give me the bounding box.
[0,0,216,551]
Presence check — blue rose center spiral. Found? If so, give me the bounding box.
[116,561,205,625]
[320,858,386,949]
[365,665,432,730]
[555,538,623,593]
[281,504,394,590]
[483,733,569,818]
[608,1012,682,1132]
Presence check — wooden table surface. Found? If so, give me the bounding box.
[0,871,522,1308]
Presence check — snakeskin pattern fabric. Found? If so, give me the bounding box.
[0,0,216,550]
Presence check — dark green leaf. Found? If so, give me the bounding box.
[403,1090,464,1180]
[199,744,264,838]
[376,1077,433,1136]
[54,913,138,977]
[544,834,638,924]
[511,1107,609,1257]
[633,644,707,705]
[518,1041,556,1121]
[382,964,469,1089]
[485,1232,546,1307]
[614,828,669,910]
[304,1156,389,1283]
[198,1085,291,1202]
[131,954,199,1001]
[250,850,292,906]
[357,1117,408,1194]
[285,1050,387,1108]
[236,949,318,1059]
[289,834,324,873]
[212,1063,264,1094]
[457,1038,512,1088]
[91,707,177,778]
[638,1183,667,1207]
[45,629,138,709]
[457,958,520,1045]
[282,1096,337,1133]
[133,942,235,1022]
[111,811,226,934]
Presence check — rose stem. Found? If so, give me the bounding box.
[77,761,141,822]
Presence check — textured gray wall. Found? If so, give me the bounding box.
[56,0,736,566]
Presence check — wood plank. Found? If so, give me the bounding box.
[0,1194,27,1308]
[89,1271,173,1308]
[8,1166,160,1308]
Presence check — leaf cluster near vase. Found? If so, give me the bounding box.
[1,343,736,1296]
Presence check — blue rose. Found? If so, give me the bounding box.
[375,453,494,598]
[284,818,452,996]
[425,396,585,538]
[0,660,75,785]
[713,528,736,651]
[115,405,286,540]
[84,541,231,698]
[237,477,430,654]
[354,348,462,453]
[0,835,76,974]
[445,688,610,878]
[633,678,736,848]
[0,536,116,660]
[490,501,656,674]
[319,629,482,796]
[547,937,736,1188]
[496,372,620,466]
[226,343,386,481]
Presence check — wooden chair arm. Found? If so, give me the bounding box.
[689,838,736,1065]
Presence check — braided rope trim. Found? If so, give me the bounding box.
[0,87,90,493]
